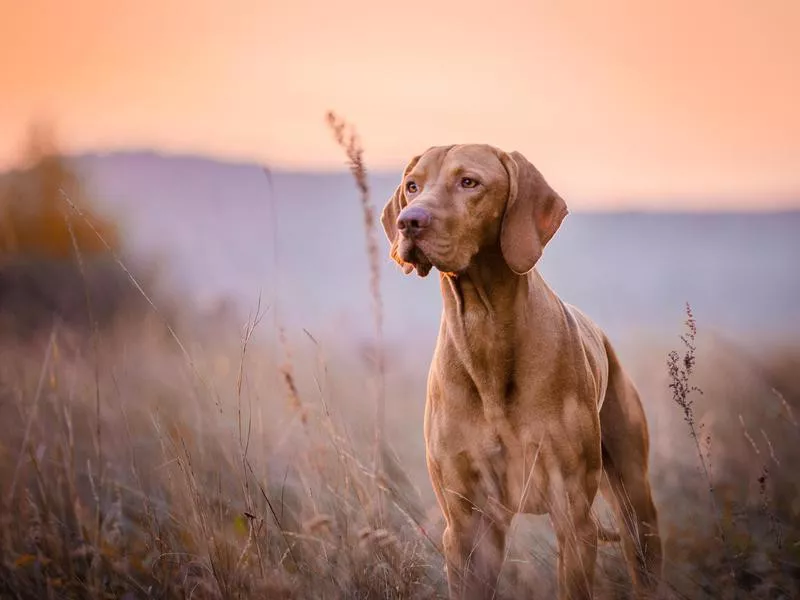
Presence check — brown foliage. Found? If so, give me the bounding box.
[0,124,119,261]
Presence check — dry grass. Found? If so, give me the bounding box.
[666,303,735,583]
[325,111,387,480]
[0,123,799,599]
[655,323,800,599]
[0,316,445,599]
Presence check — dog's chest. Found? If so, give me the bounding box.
[426,409,551,516]
[434,322,570,513]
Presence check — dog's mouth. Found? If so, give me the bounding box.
[397,241,434,277]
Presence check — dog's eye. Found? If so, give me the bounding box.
[406,181,419,194]
[460,177,478,189]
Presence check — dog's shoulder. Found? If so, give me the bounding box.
[560,302,606,348]
[560,301,610,393]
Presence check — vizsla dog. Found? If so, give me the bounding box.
[381,145,662,599]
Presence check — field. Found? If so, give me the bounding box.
[1,136,799,599]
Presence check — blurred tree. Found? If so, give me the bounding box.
[0,122,119,261]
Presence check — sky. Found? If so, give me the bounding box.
[2,0,799,208]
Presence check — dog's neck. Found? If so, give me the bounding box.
[439,246,555,326]
[437,246,561,426]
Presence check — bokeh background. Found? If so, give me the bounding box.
[1,2,798,598]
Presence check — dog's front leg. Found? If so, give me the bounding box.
[549,483,600,600]
[442,510,508,600]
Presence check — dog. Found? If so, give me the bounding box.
[380,144,662,599]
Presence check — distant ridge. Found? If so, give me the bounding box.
[51,149,799,214]
[4,150,798,349]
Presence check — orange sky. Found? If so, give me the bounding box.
[2,0,799,208]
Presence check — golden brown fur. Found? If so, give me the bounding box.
[381,145,662,599]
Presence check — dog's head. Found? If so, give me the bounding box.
[380,144,568,277]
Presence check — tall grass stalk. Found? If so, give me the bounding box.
[667,302,736,583]
[325,112,387,481]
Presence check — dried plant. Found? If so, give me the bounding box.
[325,111,387,478]
[667,303,734,577]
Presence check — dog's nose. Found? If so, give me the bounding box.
[397,206,432,238]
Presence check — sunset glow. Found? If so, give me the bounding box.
[2,0,799,207]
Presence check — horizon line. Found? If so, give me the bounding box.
[3,146,798,214]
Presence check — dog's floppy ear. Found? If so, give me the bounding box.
[381,153,423,274]
[497,150,568,275]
